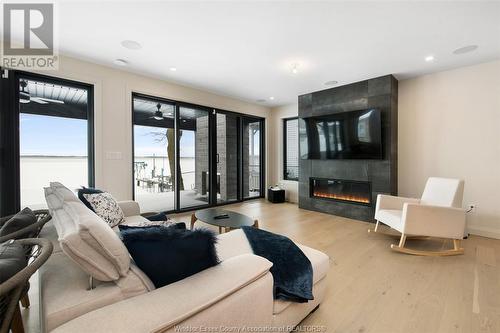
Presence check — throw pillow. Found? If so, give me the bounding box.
[146,212,168,222]
[119,226,219,288]
[83,192,125,227]
[0,207,37,239]
[78,187,103,212]
[0,241,27,283]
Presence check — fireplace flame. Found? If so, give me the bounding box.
[313,191,370,204]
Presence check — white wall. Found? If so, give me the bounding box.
[29,55,270,201]
[269,103,299,203]
[270,60,500,238]
[399,60,500,239]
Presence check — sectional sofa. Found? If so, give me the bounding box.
[39,183,329,332]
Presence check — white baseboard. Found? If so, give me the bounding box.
[467,225,500,240]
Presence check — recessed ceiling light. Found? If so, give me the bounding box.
[114,59,128,66]
[324,80,338,86]
[453,45,478,55]
[121,40,142,50]
[256,99,266,103]
[169,67,177,72]
[269,96,275,100]
[291,63,299,74]
[425,55,435,62]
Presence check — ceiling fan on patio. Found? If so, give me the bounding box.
[151,103,165,120]
[19,80,65,105]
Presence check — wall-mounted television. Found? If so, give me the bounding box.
[300,109,382,160]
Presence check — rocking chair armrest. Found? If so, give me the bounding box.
[375,194,420,211]
[402,203,466,239]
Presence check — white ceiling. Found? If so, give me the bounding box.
[18,1,500,106]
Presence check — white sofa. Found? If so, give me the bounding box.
[39,184,329,332]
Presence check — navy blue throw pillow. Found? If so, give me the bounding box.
[146,212,168,222]
[119,226,219,288]
[77,187,103,212]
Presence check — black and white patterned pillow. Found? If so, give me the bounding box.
[83,192,125,227]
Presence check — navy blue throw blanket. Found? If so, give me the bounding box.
[241,226,313,303]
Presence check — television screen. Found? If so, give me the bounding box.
[300,109,382,160]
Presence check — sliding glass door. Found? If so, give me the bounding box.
[243,118,263,198]
[132,93,264,213]
[132,96,175,212]
[216,112,239,204]
[178,106,210,210]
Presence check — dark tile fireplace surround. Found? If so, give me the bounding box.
[298,75,398,222]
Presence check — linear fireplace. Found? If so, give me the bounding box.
[310,178,372,206]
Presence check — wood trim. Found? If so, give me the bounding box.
[390,244,465,256]
[20,294,30,308]
[11,304,25,333]
[190,213,197,230]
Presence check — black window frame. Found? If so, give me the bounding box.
[0,69,95,215]
[283,117,299,181]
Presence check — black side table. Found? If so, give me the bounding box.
[268,188,285,203]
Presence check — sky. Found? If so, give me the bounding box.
[20,113,259,158]
[19,113,196,157]
[20,113,88,156]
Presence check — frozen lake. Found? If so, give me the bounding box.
[20,156,199,210]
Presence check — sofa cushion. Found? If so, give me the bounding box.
[48,254,273,333]
[45,184,131,281]
[64,201,130,277]
[39,249,151,332]
[46,192,119,281]
[120,226,219,288]
[297,244,330,285]
[51,182,79,202]
[120,215,151,228]
[375,209,404,232]
[216,229,330,314]
[39,252,127,332]
[59,232,120,281]
[0,207,37,239]
[216,229,254,261]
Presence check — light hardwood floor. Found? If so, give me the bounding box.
[24,199,500,333]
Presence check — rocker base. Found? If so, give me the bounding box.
[390,244,464,256]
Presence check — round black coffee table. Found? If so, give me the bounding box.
[190,208,258,233]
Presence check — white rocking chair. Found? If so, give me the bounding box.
[370,177,466,256]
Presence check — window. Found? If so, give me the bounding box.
[18,75,94,209]
[284,118,299,181]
